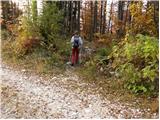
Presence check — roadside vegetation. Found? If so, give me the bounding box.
[1,0,159,98]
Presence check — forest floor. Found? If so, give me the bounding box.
[1,63,159,119]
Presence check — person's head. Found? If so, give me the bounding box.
[74,30,79,36]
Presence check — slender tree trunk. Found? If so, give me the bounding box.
[108,1,113,33]
[128,2,132,24]
[124,1,130,32]
[117,1,124,37]
[102,1,106,34]
[63,1,67,34]
[100,1,103,34]
[84,2,87,34]
[65,2,68,32]
[118,1,124,20]
[90,1,94,41]
[93,1,98,33]
[17,2,19,16]
[153,1,159,35]
[70,1,73,33]
[78,1,80,33]
[73,1,77,31]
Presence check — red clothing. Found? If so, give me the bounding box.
[71,47,79,65]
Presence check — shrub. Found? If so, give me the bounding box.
[13,15,41,57]
[109,34,158,94]
[97,47,111,57]
[94,47,112,66]
[1,29,11,40]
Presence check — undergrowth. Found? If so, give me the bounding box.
[109,34,159,95]
[2,32,71,74]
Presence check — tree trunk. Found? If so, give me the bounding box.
[117,1,124,37]
[67,1,70,33]
[73,1,77,32]
[153,1,159,36]
[118,1,124,20]
[63,1,67,35]
[70,1,73,33]
[78,1,80,33]
[100,1,103,34]
[124,1,130,32]
[102,1,106,34]
[108,1,113,33]
[93,1,98,33]
[90,1,94,41]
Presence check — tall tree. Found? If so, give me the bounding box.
[117,1,124,36]
[77,1,80,33]
[70,1,73,33]
[123,1,130,32]
[100,1,103,34]
[153,1,159,36]
[93,1,98,33]
[102,1,107,34]
[90,1,94,41]
[73,1,77,31]
[108,1,113,33]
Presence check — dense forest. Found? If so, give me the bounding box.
[1,0,159,118]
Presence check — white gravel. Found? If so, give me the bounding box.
[0,65,158,119]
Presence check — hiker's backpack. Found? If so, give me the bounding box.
[73,36,80,48]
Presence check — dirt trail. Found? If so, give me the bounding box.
[0,64,158,119]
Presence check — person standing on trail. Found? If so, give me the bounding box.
[70,31,83,66]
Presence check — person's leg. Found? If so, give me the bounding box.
[75,48,79,64]
[71,48,75,65]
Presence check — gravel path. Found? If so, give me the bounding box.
[0,65,158,119]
